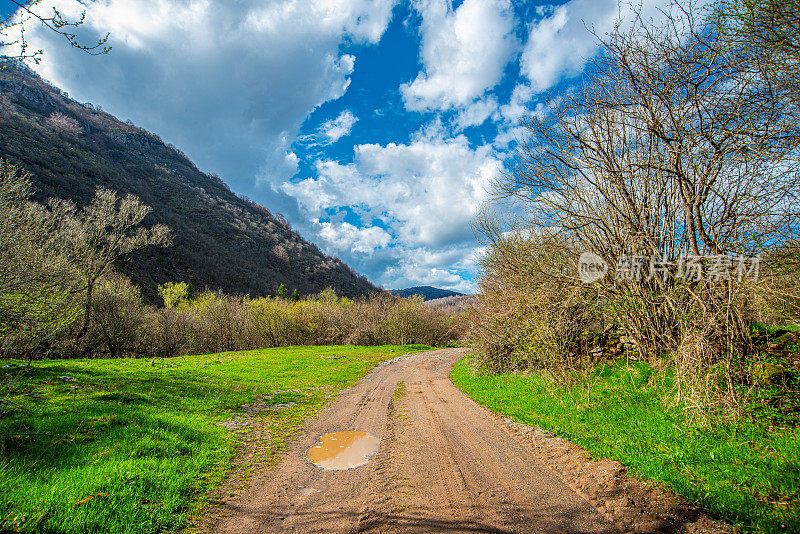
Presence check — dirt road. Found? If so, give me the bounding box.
[207,349,724,534]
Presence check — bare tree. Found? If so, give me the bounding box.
[0,160,77,360]
[48,188,172,339]
[502,2,798,262]
[1,0,110,65]
[478,1,800,408]
[719,0,800,118]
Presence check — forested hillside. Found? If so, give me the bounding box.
[389,286,464,300]
[0,64,376,300]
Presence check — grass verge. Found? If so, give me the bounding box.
[0,345,429,533]
[451,355,799,534]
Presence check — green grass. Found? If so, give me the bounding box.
[451,356,800,534]
[0,345,428,533]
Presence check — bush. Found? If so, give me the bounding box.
[158,281,195,308]
[2,262,462,359]
[142,307,190,358]
[140,288,463,358]
[89,274,147,358]
[0,289,80,361]
[249,297,316,347]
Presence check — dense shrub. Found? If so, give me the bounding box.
[89,275,147,358]
[158,281,195,308]
[138,288,465,358]
[41,282,466,359]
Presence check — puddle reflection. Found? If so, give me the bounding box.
[305,430,380,470]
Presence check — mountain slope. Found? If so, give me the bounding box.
[0,64,376,300]
[389,286,464,301]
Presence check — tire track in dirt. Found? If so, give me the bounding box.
[202,349,729,534]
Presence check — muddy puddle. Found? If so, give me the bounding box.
[305,431,379,470]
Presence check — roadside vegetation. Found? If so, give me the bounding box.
[461,1,800,531]
[470,0,800,416]
[0,152,463,532]
[0,161,465,363]
[452,355,800,533]
[0,345,429,533]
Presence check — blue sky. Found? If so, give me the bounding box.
[2,0,675,292]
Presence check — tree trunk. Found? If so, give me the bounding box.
[76,281,94,341]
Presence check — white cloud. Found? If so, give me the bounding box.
[383,258,473,292]
[17,0,396,191]
[284,126,499,248]
[519,0,714,93]
[401,0,517,111]
[454,96,498,130]
[282,123,500,288]
[493,88,565,148]
[499,83,534,124]
[317,221,391,253]
[319,110,358,143]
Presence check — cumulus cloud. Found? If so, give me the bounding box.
[401,0,517,111]
[281,123,500,289]
[17,0,395,192]
[317,221,391,253]
[284,126,499,249]
[454,96,499,130]
[499,83,535,124]
[319,110,358,143]
[520,0,713,92]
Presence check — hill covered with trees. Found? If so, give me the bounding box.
[389,286,464,301]
[0,64,376,301]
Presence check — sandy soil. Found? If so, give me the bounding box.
[199,349,732,534]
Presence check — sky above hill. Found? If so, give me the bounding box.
[2,0,680,292]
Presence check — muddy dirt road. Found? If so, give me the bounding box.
[207,349,724,534]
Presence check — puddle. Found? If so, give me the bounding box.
[305,431,380,470]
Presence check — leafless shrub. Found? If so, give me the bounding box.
[143,306,191,358]
[135,289,461,357]
[473,1,800,413]
[181,292,250,354]
[89,274,146,358]
[248,296,315,347]
[470,222,598,374]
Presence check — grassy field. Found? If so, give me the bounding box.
[452,356,800,534]
[0,345,429,534]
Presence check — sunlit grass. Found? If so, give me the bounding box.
[452,356,800,534]
[0,345,429,533]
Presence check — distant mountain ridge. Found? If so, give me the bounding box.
[0,64,377,301]
[389,286,465,301]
